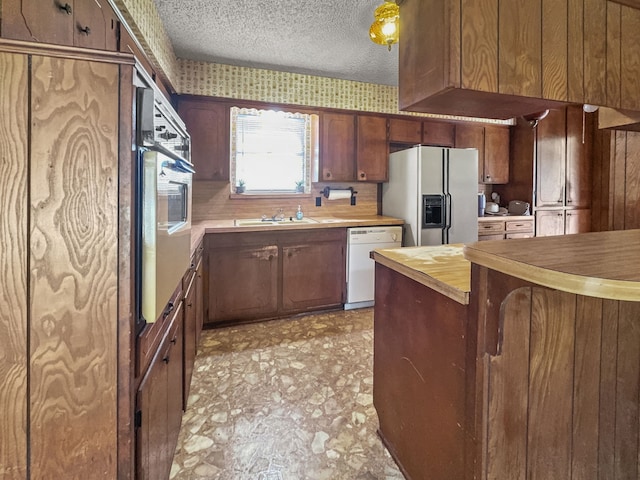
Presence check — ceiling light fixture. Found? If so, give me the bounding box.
[369,1,400,51]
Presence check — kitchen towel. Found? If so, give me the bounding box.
[326,189,352,200]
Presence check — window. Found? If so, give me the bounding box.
[230,107,318,195]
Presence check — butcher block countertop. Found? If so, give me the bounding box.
[371,245,470,305]
[464,229,640,301]
[190,215,404,253]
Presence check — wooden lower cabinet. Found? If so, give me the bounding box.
[136,303,184,480]
[205,229,346,325]
[183,269,197,409]
[478,217,534,240]
[536,208,591,236]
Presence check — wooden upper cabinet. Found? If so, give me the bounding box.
[320,112,356,182]
[483,126,509,184]
[389,118,422,144]
[565,106,592,208]
[356,115,388,182]
[422,120,455,147]
[536,108,567,207]
[1,0,119,50]
[177,99,229,181]
[455,124,485,182]
[398,0,640,118]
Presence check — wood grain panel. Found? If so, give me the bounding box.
[620,6,640,111]
[0,51,28,479]
[606,2,622,107]
[461,0,498,92]
[498,0,542,97]
[598,300,619,479]
[29,56,119,478]
[567,0,584,102]
[527,288,575,479]
[541,0,568,101]
[571,296,603,479]
[614,301,640,478]
[485,288,531,480]
[611,131,628,230]
[583,0,607,104]
[623,132,640,229]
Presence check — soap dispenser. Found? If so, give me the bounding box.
[296,205,304,220]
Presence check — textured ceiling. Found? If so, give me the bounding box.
[152,0,399,86]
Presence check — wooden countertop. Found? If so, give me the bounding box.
[478,215,533,222]
[464,229,640,301]
[371,245,470,305]
[190,215,404,254]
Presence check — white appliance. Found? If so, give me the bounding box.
[382,146,478,246]
[345,226,402,310]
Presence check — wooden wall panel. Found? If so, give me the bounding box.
[461,0,498,92]
[541,0,568,101]
[606,2,622,107]
[598,300,619,479]
[485,288,531,480]
[0,51,28,480]
[620,7,640,111]
[583,0,608,105]
[623,132,640,229]
[567,0,585,102]
[29,57,119,478]
[498,0,542,97]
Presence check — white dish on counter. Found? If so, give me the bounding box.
[484,207,509,216]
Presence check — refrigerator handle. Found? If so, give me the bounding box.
[444,192,452,243]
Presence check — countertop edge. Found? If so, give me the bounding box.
[463,241,640,302]
[371,251,469,305]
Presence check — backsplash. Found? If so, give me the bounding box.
[192,182,379,222]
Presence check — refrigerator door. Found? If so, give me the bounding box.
[382,148,421,246]
[419,146,446,246]
[446,148,479,243]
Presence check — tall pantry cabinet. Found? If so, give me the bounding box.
[0,40,135,479]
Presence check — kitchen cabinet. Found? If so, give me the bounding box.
[422,120,455,147]
[455,123,509,184]
[136,302,184,480]
[281,230,345,312]
[388,118,455,147]
[356,115,388,181]
[205,229,346,325]
[535,208,591,237]
[177,98,230,181]
[389,117,422,144]
[478,217,534,241]
[320,112,356,182]
[398,0,640,118]
[183,264,197,409]
[1,0,119,50]
[0,42,135,478]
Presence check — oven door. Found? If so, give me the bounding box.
[140,145,193,323]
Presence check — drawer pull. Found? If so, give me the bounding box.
[59,3,72,14]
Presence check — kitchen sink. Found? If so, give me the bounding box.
[235,218,318,226]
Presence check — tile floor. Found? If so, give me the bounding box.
[170,308,404,480]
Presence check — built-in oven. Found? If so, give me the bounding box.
[134,71,194,328]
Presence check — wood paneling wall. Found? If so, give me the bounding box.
[485,284,640,479]
[192,181,379,222]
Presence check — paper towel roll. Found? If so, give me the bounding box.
[327,189,352,200]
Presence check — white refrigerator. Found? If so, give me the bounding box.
[382,146,478,246]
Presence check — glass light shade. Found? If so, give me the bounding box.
[369,1,399,50]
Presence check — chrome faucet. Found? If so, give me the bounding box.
[272,208,285,221]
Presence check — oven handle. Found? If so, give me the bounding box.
[145,142,196,173]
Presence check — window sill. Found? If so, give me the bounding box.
[229,192,313,200]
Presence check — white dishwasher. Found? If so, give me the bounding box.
[345,226,403,310]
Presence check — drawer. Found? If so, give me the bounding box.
[506,232,534,239]
[478,221,505,234]
[506,220,534,232]
[478,233,505,241]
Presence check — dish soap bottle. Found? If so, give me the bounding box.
[296,205,304,220]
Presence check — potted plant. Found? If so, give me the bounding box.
[295,180,305,193]
[236,179,246,194]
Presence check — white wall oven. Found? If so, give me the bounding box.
[135,74,194,327]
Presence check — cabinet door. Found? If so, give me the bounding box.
[320,112,356,181]
[565,209,591,234]
[281,240,345,312]
[166,307,184,450]
[423,120,455,147]
[5,0,75,45]
[536,108,567,207]
[183,274,197,408]
[195,257,204,346]
[74,0,118,50]
[389,118,422,144]
[535,209,565,236]
[178,100,230,181]
[208,244,278,323]
[565,106,592,208]
[356,115,388,181]
[455,123,485,182]
[483,126,510,183]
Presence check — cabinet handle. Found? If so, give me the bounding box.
[325,172,331,178]
[79,26,92,36]
[59,3,72,14]
[163,355,170,364]
[187,302,193,307]
[170,337,177,345]
[485,175,491,180]
[163,301,175,319]
[360,172,366,179]
[567,199,572,203]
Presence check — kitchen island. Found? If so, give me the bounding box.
[371,230,640,480]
